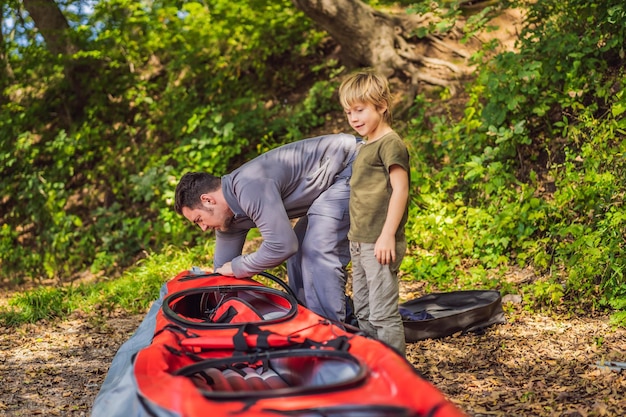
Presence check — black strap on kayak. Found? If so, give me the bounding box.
[214,305,237,323]
[230,322,352,353]
[153,323,198,340]
[232,323,272,351]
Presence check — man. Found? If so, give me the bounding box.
[174,133,361,323]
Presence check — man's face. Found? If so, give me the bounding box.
[181,200,233,233]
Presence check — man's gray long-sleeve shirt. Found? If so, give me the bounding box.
[214,133,359,277]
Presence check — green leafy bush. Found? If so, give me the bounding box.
[2,0,626,327]
[0,0,334,283]
[403,0,626,323]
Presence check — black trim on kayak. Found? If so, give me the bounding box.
[174,348,368,400]
[162,284,299,329]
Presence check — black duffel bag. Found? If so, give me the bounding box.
[400,290,506,342]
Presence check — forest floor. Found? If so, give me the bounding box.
[1,276,625,416]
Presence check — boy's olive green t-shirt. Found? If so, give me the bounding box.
[348,131,410,243]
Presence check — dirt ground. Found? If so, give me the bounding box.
[1,282,625,417]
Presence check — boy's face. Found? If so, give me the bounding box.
[343,101,389,141]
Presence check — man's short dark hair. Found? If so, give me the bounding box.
[174,172,221,214]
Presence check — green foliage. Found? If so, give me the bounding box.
[6,287,78,324]
[281,79,342,141]
[523,281,565,310]
[0,0,335,283]
[403,0,626,324]
[2,0,626,327]
[0,243,213,326]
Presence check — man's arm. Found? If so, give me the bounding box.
[228,183,299,277]
[214,228,248,269]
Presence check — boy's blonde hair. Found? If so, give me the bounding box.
[338,69,393,126]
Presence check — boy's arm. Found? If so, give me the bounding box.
[375,164,409,265]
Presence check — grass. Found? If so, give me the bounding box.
[0,243,215,326]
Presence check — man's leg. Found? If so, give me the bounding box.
[286,216,307,304]
[299,178,351,322]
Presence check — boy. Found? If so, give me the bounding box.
[338,69,409,355]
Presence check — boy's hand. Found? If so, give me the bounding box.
[375,234,396,265]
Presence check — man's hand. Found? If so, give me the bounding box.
[215,262,235,276]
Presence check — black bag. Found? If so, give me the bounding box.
[400,290,506,342]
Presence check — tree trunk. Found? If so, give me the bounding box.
[292,0,483,98]
[22,0,90,119]
[0,21,12,106]
[22,0,78,57]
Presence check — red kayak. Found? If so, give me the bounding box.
[94,269,468,417]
